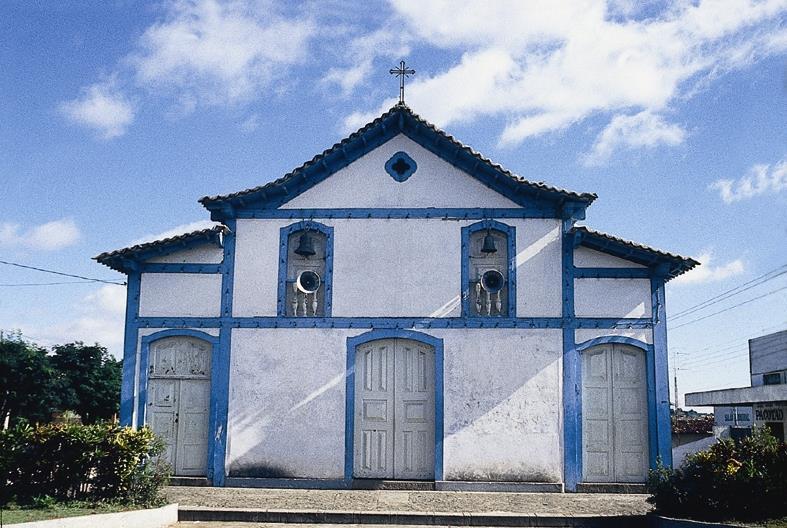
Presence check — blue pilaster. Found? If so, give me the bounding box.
[651,277,673,467]
[561,219,579,491]
[213,219,236,486]
[119,271,140,427]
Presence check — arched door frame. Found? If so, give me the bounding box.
[345,329,444,482]
[571,336,658,483]
[138,329,221,482]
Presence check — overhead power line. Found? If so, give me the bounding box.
[0,280,100,287]
[0,259,125,286]
[671,263,787,320]
[670,285,787,331]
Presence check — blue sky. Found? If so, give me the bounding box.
[1,0,785,407]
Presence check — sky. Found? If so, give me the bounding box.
[0,0,785,408]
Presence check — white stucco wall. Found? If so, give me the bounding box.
[516,220,562,317]
[282,134,520,209]
[138,273,222,317]
[225,327,564,482]
[232,220,280,316]
[574,247,646,268]
[435,328,563,482]
[145,244,223,264]
[231,218,563,318]
[574,278,651,318]
[227,328,350,479]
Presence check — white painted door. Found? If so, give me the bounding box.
[354,339,435,480]
[582,343,648,483]
[147,336,212,476]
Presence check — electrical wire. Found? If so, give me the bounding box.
[0,259,125,286]
[669,285,787,331]
[0,280,99,287]
[671,263,787,320]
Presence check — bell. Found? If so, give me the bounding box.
[481,230,497,253]
[294,232,316,257]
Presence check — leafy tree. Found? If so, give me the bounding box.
[0,334,60,426]
[51,342,121,424]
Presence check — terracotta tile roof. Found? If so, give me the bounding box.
[573,225,700,278]
[94,225,226,270]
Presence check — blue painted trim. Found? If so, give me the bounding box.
[560,218,579,492]
[201,107,593,219]
[572,336,658,479]
[460,220,516,318]
[119,272,141,427]
[575,335,653,352]
[277,221,334,317]
[136,329,220,477]
[345,329,444,481]
[135,316,653,329]
[213,218,237,486]
[385,151,417,182]
[232,208,556,219]
[651,277,672,467]
[573,267,651,279]
[141,263,222,273]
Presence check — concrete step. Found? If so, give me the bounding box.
[178,507,647,527]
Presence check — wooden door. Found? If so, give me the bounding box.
[146,336,211,476]
[582,343,648,483]
[354,339,395,478]
[354,339,435,480]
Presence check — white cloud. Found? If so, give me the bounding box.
[710,158,787,203]
[341,0,786,156]
[128,0,315,108]
[583,111,686,166]
[15,284,127,357]
[672,250,745,285]
[0,218,81,251]
[130,220,218,246]
[59,81,134,139]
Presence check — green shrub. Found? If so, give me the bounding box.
[648,426,787,522]
[0,422,169,507]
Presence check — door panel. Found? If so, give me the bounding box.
[148,378,178,468]
[175,379,211,475]
[394,341,434,479]
[353,339,435,480]
[612,346,648,482]
[354,340,395,478]
[582,346,613,482]
[582,344,648,483]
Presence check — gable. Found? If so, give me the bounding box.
[282,135,519,209]
[199,104,596,220]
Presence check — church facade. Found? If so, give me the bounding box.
[96,104,698,492]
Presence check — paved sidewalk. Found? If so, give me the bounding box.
[166,486,652,516]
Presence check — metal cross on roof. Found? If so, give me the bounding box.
[389,60,415,105]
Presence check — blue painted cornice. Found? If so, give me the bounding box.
[198,104,596,220]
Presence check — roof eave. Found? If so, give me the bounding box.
[94,226,226,274]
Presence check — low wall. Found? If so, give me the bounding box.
[9,503,177,528]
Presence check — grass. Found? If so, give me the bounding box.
[0,502,137,525]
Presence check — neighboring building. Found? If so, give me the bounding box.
[96,104,698,491]
[686,329,787,441]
